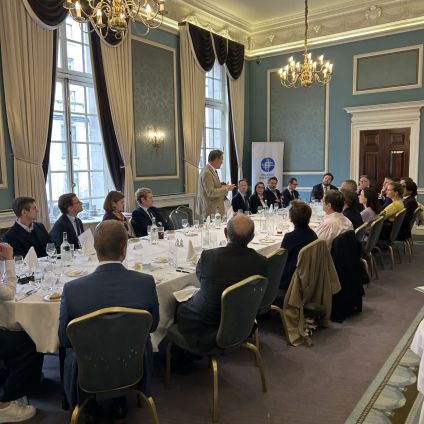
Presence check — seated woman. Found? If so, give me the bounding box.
[342,190,363,229]
[359,187,381,223]
[379,182,404,240]
[398,180,419,240]
[280,200,317,291]
[102,191,131,236]
[249,182,267,214]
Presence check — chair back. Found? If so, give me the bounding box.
[169,209,189,230]
[177,206,193,225]
[66,307,152,394]
[259,248,287,310]
[354,221,369,242]
[363,215,385,255]
[216,275,267,349]
[410,206,421,231]
[389,209,406,242]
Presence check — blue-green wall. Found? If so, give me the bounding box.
[245,29,424,195]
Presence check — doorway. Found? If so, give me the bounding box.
[359,128,410,191]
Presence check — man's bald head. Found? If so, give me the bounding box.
[225,214,255,246]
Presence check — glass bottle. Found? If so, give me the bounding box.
[215,207,222,228]
[60,232,72,264]
[150,217,159,245]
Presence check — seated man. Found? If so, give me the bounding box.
[265,176,282,208]
[341,190,363,229]
[358,174,371,193]
[280,201,317,291]
[231,179,250,213]
[177,214,268,352]
[282,177,300,208]
[50,193,84,252]
[4,197,51,257]
[341,179,363,212]
[310,173,338,202]
[131,187,169,237]
[315,190,353,248]
[0,243,43,422]
[58,221,159,419]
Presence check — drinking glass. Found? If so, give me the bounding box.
[181,219,189,230]
[53,261,64,287]
[69,244,75,260]
[0,261,5,282]
[14,256,25,280]
[193,219,199,230]
[147,225,152,239]
[244,210,251,216]
[237,209,244,215]
[46,243,57,263]
[257,206,263,215]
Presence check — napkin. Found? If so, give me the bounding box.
[25,247,38,271]
[78,229,96,256]
[185,240,197,263]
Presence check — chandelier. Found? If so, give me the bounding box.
[63,0,167,41]
[278,0,333,88]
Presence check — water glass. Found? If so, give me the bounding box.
[193,219,199,230]
[237,209,244,215]
[168,242,177,267]
[0,261,5,282]
[147,225,152,239]
[181,219,189,231]
[53,262,64,286]
[69,244,75,260]
[257,206,263,215]
[46,243,57,263]
[42,272,56,293]
[33,267,44,288]
[244,210,251,216]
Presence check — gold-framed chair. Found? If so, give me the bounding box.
[354,221,369,243]
[362,216,385,279]
[397,206,421,261]
[169,209,189,230]
[66,307,159,424]
[165,275,268,422]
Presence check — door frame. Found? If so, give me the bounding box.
[345,100,424,185]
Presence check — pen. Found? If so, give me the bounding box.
[176,269,190,274]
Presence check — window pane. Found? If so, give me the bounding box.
[49,143,68,171]
[52,114,66,142]
[69,84,86,113]
[57,41,62,69]
[84,45,92,74]
[85,87,97,115]
[67,41,84,72]
[66,20,82,43]
[214,109,221,128]
[50,172,69,200]
[72,143,88,170]
[87,116,102,143]
[213,129,221,147]
[71,115,88,142]
[90,172,107,199]
[89,144,105,170]
[73,171,89,199]
[54,82,64,112]
[213,79,222,100]
[205,129,214,149]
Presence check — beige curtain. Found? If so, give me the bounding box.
[180,24,205,195]
[0,0,53,228]
[99,30,136,212]
[228,68,245,180]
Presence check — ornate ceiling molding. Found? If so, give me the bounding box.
[161,0,424,58]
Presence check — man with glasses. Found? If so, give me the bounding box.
[50,193,85,251]
[282,177,300,207]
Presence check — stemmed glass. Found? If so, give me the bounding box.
[46,243,57,263]
[181,219,189,233]
[14,255,26,281]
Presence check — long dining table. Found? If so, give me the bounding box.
[0,214,300,353]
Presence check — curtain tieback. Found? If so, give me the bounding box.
[14,157,41,166]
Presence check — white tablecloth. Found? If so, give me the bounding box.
[0,219,286,353]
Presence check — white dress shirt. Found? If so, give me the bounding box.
[315,212,353,249]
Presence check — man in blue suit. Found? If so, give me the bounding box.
[58,220,159,421]
[231,179,250,213]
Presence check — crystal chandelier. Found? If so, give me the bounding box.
[278,0,333,88]
[63,0,167,41]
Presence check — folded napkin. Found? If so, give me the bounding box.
[173,285,199,303]
[185,240,197,263]
[78,229,96,256]
[25,247,38,271]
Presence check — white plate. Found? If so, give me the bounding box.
[152,257,168,263]
[43,294,61,302]
[65,269,88,277]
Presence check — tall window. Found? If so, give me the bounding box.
[199,62,230,182]
[47,18,114,220]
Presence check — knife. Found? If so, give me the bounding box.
[16,289,38,301]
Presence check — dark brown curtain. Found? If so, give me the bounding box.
[25,0,67,27]
[226,40,245,80]
[89,33,124,191]
[188,23,215,72]
[212,33,227,65]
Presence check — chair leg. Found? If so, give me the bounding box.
[70,399,89,424]
[371,255,379,280]
[254,327,259,352]
[211,356,219,423]
[270,304,288,342]
[374,247,384,270]
[135,391,160,424]
[407,240,413,260]
[395,244,402,264]
[361,259,370,286]
[388,246,394,270]
[165,342,172,389]
[242,342,267,393]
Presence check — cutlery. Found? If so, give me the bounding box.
[16,289,38,301]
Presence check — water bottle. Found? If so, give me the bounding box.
[150,217,159,245]
[215,208,222,228]
[60,232,72,265]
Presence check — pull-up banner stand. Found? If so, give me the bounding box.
[251,142,284,190]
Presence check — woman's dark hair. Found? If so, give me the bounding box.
[103,191,125,212]
[289,200,312,226]
[404,180,417,196]
[254,181,265,194]
[363,187,382,214]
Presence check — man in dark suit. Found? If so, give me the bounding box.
[58,220,159,420]
[131,187,169,237]
[310,172,338,202]
[280,200,317,290]
[4,197,51,257]
[177,214,268,352]
[231,179,250,213]
[50,193,84,252]
[282,177,300,207]
[265,176,282,208]
[399,180,419,240]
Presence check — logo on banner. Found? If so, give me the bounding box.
[261,157,275,173]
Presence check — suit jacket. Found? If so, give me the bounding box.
[177,244,268,351]
[58,263,159,406]
[280,225,317,290]
[343,207,363,230]
[231,192,250,213]
[398,195,419,240]
[310,183,338,201]
[282,188,300,208]
[265,187,282,208]
[4,222,51,258]
[50,214,84,251]
[131,206,169,237]
[197,164,227,217]
[249,194,267,214]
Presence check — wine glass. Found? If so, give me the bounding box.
[14,255,25,281]
[257,206,263,215]
[181,219,189,230]
[193,219,199,231]
[46,243,57,263]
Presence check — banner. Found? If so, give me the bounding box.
[251,142,284,190]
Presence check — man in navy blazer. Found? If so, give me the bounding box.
[231,179,250,213]
[310,172,338,201]
[50,193,85,251]
[58,220,159,417]
[282,177,300,207]
[4,197,51,257]
[265,176,282,208]
[131,187,169,236]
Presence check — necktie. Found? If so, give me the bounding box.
[324,186,328,195]
[244,196,250,210]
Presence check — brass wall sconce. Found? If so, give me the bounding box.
[147,127,165,152]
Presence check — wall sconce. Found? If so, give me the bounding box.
[147,127,165,152]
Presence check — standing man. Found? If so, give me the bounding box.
[131,188,169,237]
[4,197,51,257]
[310,173,338,202]
[58,221,159,421]
[197,150,235,218]
[282,177,300,207]
[231,179,250,213]
[265,176,282,208]
[50,193,85,251]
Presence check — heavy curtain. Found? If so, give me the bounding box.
[0,1,57,228]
